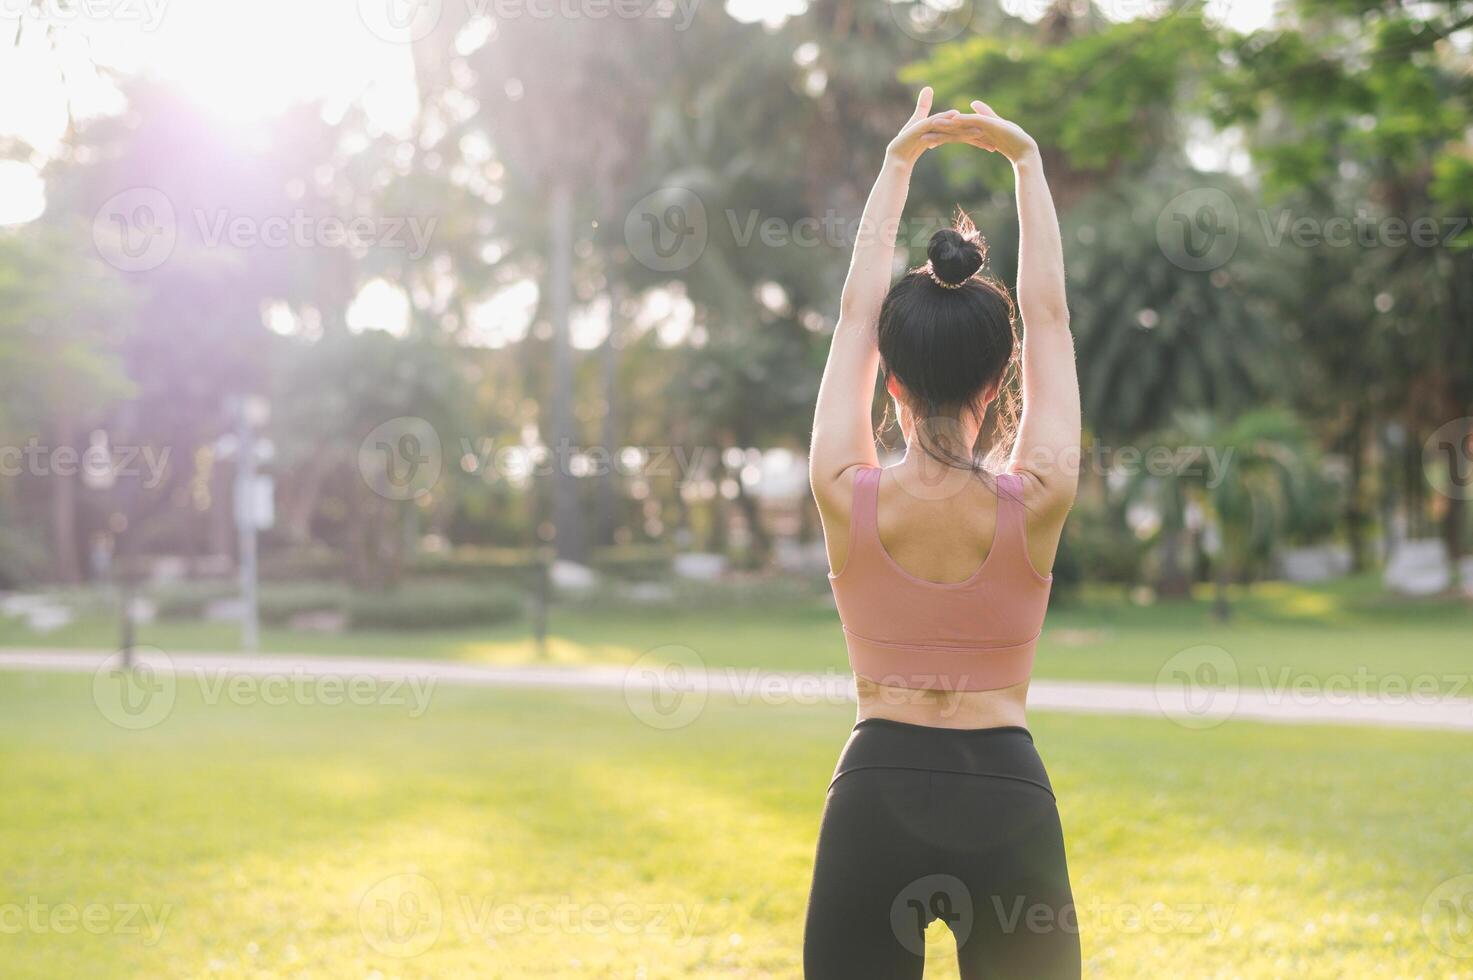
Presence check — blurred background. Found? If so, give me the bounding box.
[1,0,1471,976]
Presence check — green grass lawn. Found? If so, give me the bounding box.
[2,670,1470,978]
[4,576,1470,693]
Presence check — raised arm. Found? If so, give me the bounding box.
[809,88,960,505]
[954,101,1080,512]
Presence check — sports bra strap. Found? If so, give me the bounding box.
[850,466,1032,575]
[994,471,1030,562]
[849,465,882,543]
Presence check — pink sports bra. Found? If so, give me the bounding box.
[827,467,1052,692]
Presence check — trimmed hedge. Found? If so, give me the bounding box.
[564,572,830,612]
[259,547,345,583]
[150,581,240,620]
[406,548,541,587]
[258,582,351,626]
[151,578,524,631]
[586,545,673,582]
[346,581,525,631]
[407,544,674,585]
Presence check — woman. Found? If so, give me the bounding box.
[805,88,1081,979]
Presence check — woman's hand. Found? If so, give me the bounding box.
[885,87,961,167]
[949,100,1040,165]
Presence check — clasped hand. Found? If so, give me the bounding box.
[886,86,1039,167]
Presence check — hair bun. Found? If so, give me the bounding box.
[926,224,986,288]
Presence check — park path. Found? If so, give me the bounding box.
[0,648,1469,732]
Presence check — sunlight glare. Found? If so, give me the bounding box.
[81,0,419,130]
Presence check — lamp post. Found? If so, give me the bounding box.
[220,396,274,652]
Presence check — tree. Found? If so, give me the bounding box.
[1215,0,1473,575]
[1125,409,1321,617]
[0,225,134,582]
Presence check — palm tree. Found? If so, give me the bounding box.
[1124,409,1320,618]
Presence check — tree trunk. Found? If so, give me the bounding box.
[733,475,771,567]
[1343,412,1368,573]
[207,460,233,558]
[547,179,585,562]
[49,414,83,584]
[1443,405,1469,591]
[597,288,623,548]
[1212,557,1232,621]
[1155,526,1191,599]
[280,448,337,545]
[1444,494,1465,590]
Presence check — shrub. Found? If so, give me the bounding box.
[1056,503,1146,595]
[405,548,541,588]
[346,580,525,631]
[586,545,673,582]
[150,581,239,620]
[259,546,345,583]
[564,571,829,613]
[257,582,350,626]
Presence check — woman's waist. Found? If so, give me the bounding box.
[832,713,1052,797]
[855,674,1029,730]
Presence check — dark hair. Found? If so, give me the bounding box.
[876,212,1020,474]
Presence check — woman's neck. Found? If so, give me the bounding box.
[892,428,985,500]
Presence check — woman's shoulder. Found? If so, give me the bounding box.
[1003,465,1076,522]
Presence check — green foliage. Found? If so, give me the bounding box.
[0,522,47,590]
[345,581,525,631]
[912,15,1224,175]
[406,547,542,587]
[259,547,346,583]
[257,582,353,627]
[5,0,1470,588]
[0,225,135,430]
[1064,176,1279,440]
[149,581,239,621]
[1055,499,1148,590]
[565,571,831,612]
[585,544,674,582]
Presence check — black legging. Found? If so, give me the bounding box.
[804,719,1080,979]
